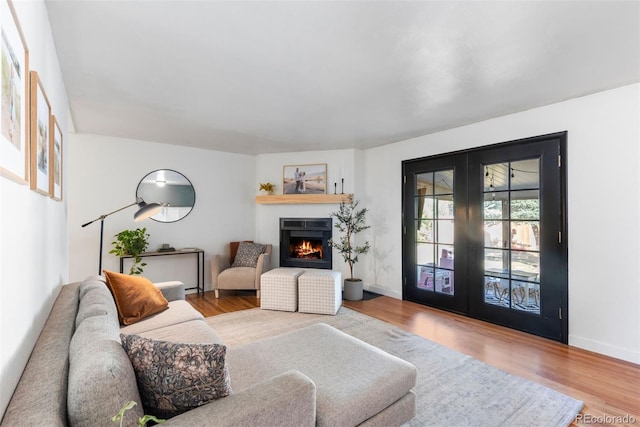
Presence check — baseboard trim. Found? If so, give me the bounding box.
[365,284,402,300]
[569,334,640,364]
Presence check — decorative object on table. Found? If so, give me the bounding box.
[282,163,326,194]
[81,198,162,275]
[110,228,151,275]
[328,198,370,300]
[112,400,165,427]
[49,115,63,200]
[136,169,195,223]
[258,182,275,195]
[0,0,29,185]
[29,71,51,195]
[158,243,175,252]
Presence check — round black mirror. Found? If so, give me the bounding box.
[136,170,195,222]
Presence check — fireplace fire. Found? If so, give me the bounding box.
[290,239,323,259]
[280,218,332,269]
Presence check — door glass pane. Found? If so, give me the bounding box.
[416,197,434,219]
[434,170,454,195]
[484,163,509,191]
[435,220,454,244]
[511,191,540,220]
[416,172,434,194]
[435,268,454,295]
[436,195,454,219]
[483,159,541,315]
[416,220,434,242]
[417,266,434,291]
[510,159,539,190]
[484,221,507,248]
[484,277,510,307]
[416,243,435,265]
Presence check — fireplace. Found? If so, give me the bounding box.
[280,218,332,269]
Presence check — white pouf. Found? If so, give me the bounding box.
[260,268,305,312]
[298,269,342,315]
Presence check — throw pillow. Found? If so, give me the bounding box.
[120,334,232,418]
[231,242,265,267]
[231,242,266,267]
[229,240,253,264]
[103,270,169,325]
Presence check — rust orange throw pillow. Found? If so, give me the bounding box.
[103,270,169,325]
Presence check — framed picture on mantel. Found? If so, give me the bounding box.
[283,163,327,195]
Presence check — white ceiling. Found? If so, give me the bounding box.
[45,1,640,155]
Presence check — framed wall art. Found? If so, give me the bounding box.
[29,70,51,196]
[0,0,29,184]
[49,115,62,200]
[283,163,327,194]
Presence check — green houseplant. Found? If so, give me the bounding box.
[112,401,164,427]
[328,198,371,300]
[109,228,150,275]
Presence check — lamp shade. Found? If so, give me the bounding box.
[134,200,163,221]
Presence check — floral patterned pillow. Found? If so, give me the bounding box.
[121,334,232,419]
[231,242,266,267]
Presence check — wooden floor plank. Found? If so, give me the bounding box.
[186,290,640,426]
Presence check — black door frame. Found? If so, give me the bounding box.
[402,132,568,343]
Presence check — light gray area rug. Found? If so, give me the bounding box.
[205,307,583,427]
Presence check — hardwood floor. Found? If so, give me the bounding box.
[187,290,640,426]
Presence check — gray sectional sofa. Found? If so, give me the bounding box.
[2,275,417,426]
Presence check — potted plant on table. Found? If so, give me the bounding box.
[109,228,150,275]
[329,198,371,301]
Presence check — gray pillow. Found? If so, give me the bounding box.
[232,242,266,267]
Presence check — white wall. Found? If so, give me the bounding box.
[0,0,69,416]
[67,134,256,288]
[255,149,363,281]
[360,83,640,363]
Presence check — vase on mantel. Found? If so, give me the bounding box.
[258,190,273,195]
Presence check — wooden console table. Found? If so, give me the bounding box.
[119,248,204,295]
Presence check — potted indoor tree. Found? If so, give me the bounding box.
[109,228,150,275]
[328,198,371,300]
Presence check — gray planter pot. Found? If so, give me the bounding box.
[343,278,363,301]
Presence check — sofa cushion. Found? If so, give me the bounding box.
[139,319,224,345]
[75,280,119,328]
[227,323,417,427]
[103,270,169,325]
[231,242,265,267]
[120,300,204,335]
[68,314,144,426]
[121,334,232,419]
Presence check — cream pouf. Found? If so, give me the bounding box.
[298,269,342,315]
[260,268,305,312]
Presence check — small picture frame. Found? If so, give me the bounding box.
[283,163,327,194]
[0,0,29,184]
[49,114,62,200]
[29,70,51,196]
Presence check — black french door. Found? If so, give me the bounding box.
[402,132,568,342]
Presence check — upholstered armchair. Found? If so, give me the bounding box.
[211,241,272,298]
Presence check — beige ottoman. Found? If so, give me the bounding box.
[298,269,342,315]
[260,268,305,312]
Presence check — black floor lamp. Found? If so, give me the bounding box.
[82,198,163,275]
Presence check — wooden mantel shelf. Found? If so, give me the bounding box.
[255,194,352,204]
